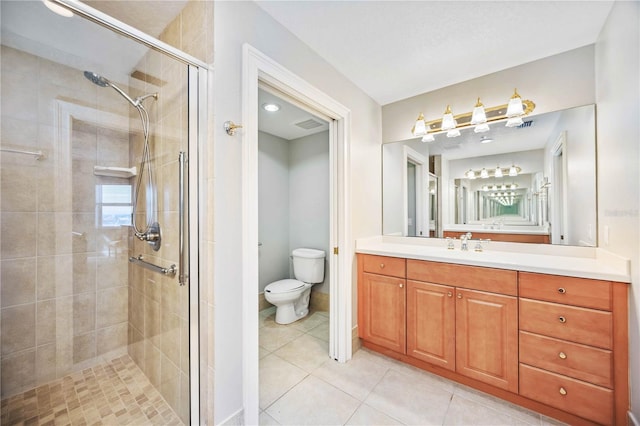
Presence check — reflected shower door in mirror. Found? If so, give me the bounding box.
[382,104,596,246]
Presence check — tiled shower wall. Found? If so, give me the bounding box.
[122,1,214,423]
[0,46,130,398]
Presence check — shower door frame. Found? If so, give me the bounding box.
[52,1,208,423]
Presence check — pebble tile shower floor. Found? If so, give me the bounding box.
[0,355,182,426]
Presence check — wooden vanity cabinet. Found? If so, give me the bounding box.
[357,254,629,426]
[358,255,406,353]
[518,272,628,425]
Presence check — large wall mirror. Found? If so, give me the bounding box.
[382,104,597,246]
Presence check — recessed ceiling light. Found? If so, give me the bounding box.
[480,136,494,144]
[262,103,280,112]
[43,0,74,17]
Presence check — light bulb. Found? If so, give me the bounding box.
[413,113,426,136]
[509,165,518,176]
[441,105,456,131]
[474,123,490,133]
[471,98,487,125]
[446,129,461,138]
[506,88,524,117]
[506,116,524,127]
[480,168,489,179]
[495,166,503,178]
[421,133,435,143]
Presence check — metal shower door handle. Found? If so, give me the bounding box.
[179,151,188,286]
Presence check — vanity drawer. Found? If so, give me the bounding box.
[362,255,406,278]
[407,260,517,296]
[519,331,613,388]
[519,272,612,310]
[520,364,613,425]
[519,299,612,349]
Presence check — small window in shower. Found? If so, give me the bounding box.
[97,184,133,227]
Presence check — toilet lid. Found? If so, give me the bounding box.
[265,279,305,293]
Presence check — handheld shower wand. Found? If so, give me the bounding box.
[84,70,161,250]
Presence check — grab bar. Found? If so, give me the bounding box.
[178,151,188,286]
[129,255,176,277]
[1,147,45,160]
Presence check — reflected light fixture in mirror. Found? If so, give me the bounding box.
[411,89,535,138]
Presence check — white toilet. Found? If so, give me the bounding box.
[264,248,326,324]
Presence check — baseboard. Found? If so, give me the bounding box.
[310,290,330,312]
[630,410,639,426]
[352,325,361,353]
[258,292,272,311]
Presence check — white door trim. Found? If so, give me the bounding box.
[402,146,428,237]
[241,44,352,425]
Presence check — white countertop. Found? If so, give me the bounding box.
[356,236,630,283]
[442,225,549,235]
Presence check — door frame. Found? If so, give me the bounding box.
[241,44,352,425]
[402,146,428,236]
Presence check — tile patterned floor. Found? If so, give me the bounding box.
[259,307,568,426]
[1,355,182,426]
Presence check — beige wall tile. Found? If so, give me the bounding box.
[1,71,38,122]
[36,213,71,256]
[1,303,36,356]
[36,343,57,384]
[37,255,73,300]
[36,299,56,346]
[97,323,127,356]
[72,293,96,336]
[71,214,97,253]
[179,371,190,424]
[129,287,144,333]
[128,324,145,370]
[1,164,38,212]
[1,212,37,259]
[1,349,36,399]
[72,332,96,364]
[143,339,161,389]
[161,312,180,366]
[96,254,128,289]
[1,258,36,307]
[96,286,128,328]
[160,354,180,412]
[144,295,161,347]
[180,317,189,374]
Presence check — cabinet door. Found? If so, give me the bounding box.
[407,280,455,370]
[456,289,518,392]
[360,272,406,353]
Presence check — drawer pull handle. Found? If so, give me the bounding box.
[380,263,385,269]
[558,316,567,323]
[399,283,404,288]
[457,293,462,299]
[559,387,567,396]
[558,352,567,360]
[558,287,566,294]
[447,291,453,298]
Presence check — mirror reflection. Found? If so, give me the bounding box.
[383,104,596,246]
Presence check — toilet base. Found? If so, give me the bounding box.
[272,287,312,324]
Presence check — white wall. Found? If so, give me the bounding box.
[382,45,595,144]
[258,131,290,293]
[213,2,381,422]
[289,131,330,293]
[595,1,640,421]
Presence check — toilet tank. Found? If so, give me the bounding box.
[292,248,325,283]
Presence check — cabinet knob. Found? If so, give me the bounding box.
[380,263,385,269]
[558,351,567,360]
[457,293,462,299]
[558,316,567,323]
[558,287,566,294]
[447,291,453,298]
[399,283,404,288]
[559,387,567,396]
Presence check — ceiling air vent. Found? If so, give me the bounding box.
[517,120,533,129]
[294,118,323,130]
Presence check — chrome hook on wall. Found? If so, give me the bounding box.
[224,121,243,136]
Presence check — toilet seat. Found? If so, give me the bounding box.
[265,279,305,294]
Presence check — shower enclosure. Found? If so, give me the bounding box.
[0,1,204,424]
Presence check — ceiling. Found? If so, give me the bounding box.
[259,89,329,140]
[255,0,614,105]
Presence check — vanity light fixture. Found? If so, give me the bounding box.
[480,168,489,179]
[409,89,534,139]
[466,169,476,179]
[262,103,281,112]
[467,166,521,180]
[43,0,74,17]
[421,133,435,142]
[441,105,457,131]
[494,166,503,178]
[509,164,519,176]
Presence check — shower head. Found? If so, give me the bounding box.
[83,71,109,87]
[83,70,157,108]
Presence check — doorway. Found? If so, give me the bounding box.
[242,45,352,425]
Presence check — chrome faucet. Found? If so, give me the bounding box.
[460,232,472,251]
